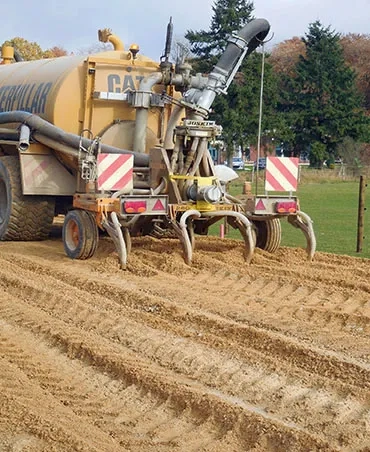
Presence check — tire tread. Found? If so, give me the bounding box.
[0,156,55,240]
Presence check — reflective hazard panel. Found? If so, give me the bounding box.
[153,199,166,211]
[20,154,77,195]
[97,153,133,192]
[121,195,168,215]
[265,157,299,192]
[255,199,266,211]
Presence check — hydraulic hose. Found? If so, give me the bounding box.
[187,18,270,114]
[13,49,24,62]
[0,111,150,167]
[215,18,270,78]
[163,103,184,150]
[0,128,19,140]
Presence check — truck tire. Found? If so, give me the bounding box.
[63,210,99,260]
[253,218,281,253]
[0,155,55,240]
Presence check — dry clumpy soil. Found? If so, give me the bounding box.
[0,233,370,451]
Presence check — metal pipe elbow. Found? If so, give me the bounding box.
[215,18,270,77]
[98,28,124,51]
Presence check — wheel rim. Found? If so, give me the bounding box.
[65,219,79,250]
[0,177,8,225]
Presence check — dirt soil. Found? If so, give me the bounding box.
[0,228,370,451]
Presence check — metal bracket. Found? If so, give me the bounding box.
[78,130,100,182]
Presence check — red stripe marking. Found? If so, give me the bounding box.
[111,167,133,191]
[97,153,110,163]
[24,159,50,186]
[268,157,298,190]
[98,155,132,186]
[265,172,286,191]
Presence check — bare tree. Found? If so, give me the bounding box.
[171,36,192,65]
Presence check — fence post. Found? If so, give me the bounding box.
[356,176,367,253]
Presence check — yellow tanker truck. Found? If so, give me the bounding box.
[0,19,315,267]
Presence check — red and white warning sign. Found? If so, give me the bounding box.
[265,157,299,192]
[20,154,77,195]
[97,153,133,192]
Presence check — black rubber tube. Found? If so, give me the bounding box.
[0,111,150,166]
[0,129,19,140]
[215,18,270,77]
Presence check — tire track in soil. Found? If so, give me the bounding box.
[0,237,370,450]
[0,292,328,451]
[0,319,220,451]
[1,252,369,391]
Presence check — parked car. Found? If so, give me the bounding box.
[232,157,244,170]
[254,157,266,170]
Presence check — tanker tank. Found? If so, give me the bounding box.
[0,34,172,170]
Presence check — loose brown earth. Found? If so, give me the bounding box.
[0,227,370,451]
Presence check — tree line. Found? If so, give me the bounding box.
[185,0,370,168]
[1,0,370,168]
[1,37,68,60]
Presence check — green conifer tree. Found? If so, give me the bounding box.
[185,0,283,162]
[279,21,368,167]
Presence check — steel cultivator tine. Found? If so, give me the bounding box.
[288,211,316,261]
[237,218,256,265]
[102,212,128,269]
[202,211,255,264]
[178,210,201,265]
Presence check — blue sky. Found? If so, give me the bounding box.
[1,0,369,59]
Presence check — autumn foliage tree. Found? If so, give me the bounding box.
[341,34,370,109]
[1,37,68,61]
[269,37,305,77]
[43,46,68,58]
[271,32,370,112]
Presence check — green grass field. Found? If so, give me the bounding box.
[215,171,370,260]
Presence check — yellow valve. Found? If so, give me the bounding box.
[129,43,140,60]
[1,46,14,65]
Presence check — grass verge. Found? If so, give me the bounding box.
[212,169,369,259]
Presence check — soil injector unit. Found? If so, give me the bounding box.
[0,18,315,267]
